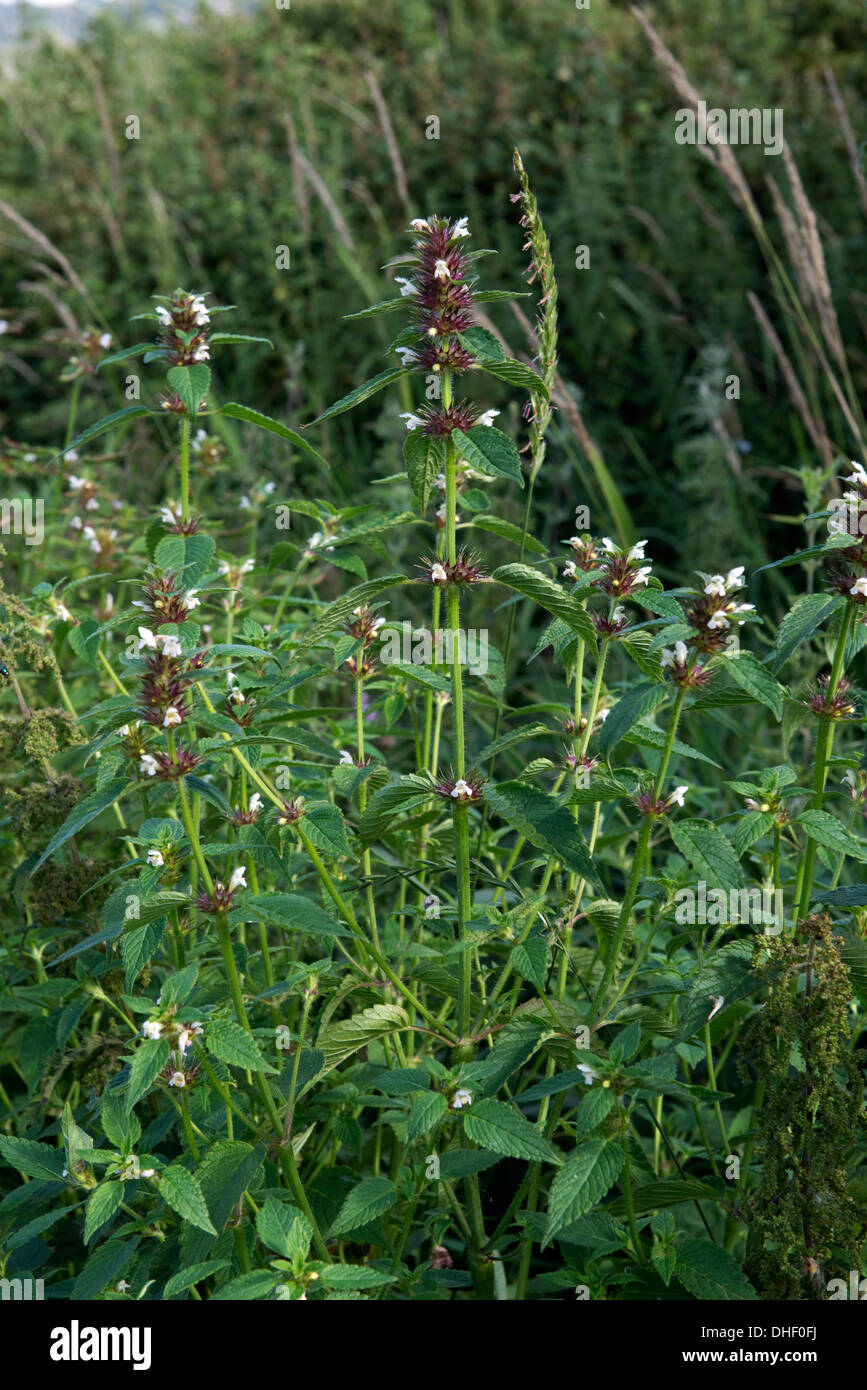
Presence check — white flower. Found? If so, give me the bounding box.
[338,749,354,764]
[240,557,255,573]
[633,566,652,587]
[160,636,183,658]
[451,216,470,238]
[85,496,99,511]
[162,706,182,727]
[98,332,113,349]
[597,707,610,722]
[139,754,159,777]
[433,258,451,281]
[55,603,72,623]
[661,640,689,669]
[612,604,626,624]
[0,320,7,334]
[137,626,158,650]
[118,725,130,737]
[666,785,688,808]
[239,495,252,510]
[707,995,725,1021]
[400,412,424,431]
[395,347,417,366]
[577,1063,599,1085]
[168,1071,186,1088]
[263,481,276,495]
[140,1168,155,1179]
[563,561,577,579]
[475,408,500,428]
[704,574,727,598]
[600,537,618,552]
[67,474,87,492]
[395,276,417,297]
[64,449,79,463]
[451,779,473,799]
[845,460,867,488]
[707,609,729,631]
[424,894,440,918]
[229,688,246,704]
[88,537,102,554]
[229,865,247,891]
[69,515,83,530]
[430,562,448,584]
[732,602,755,616]
[155,305,172,325]
[142,1020,163,1040]
[183,590,200,611]
[410,218,431,232]
[726,566,745,589]
[146,849,164,868]
[850,577,867,597]
[249,793,263,813]
[628,540,648,560]
[116,1281,130,1292]
[451,1088,472,1109]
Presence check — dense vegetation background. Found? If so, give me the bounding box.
[2,0,866,587]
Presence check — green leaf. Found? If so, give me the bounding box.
[163,1259,230,1298]
[84,1182,124,1244]
[72,1238,138,1299]
[669,820,743,892]
[96,341,156,371]
[67,618,102,669]
[311,367,407,423]
[674,940,757,1043]
[329,1177,398,1236]
[452,425,524,487]
[471,515,547,555]
[358,776,432,846]
[0,1135,66,1182]
[407,1091,448,1143]
[51,405,151,461]
[598,683,670,754]
[317,1004,410,1071]
[121,919,165,992]
[458,327,505,360]
[485,781,603,891]
[237,893,351,938]
[296,575,406,651]
[674,1239,758,1300]
[464,1098,562,1165]
[344,297,406,320]
[734,809,775,857]
[769,592,842,669]
[318,1265,397,1289]
[159,1164,217,1235]
[797,810,867,862]
[256,1196,311,1260]
[491,563,596,649]
[126,1038,170,1110]
[100,1093,141,1154]
[166,363,210,420]
[205,1018,277,1073]
[718,652,785,719]
[543,1139,624,1245]
[475,356,549,399]
[609,1019,642,1065]
[211,1271,280,1300]
[605,1178,725,1218]
[403,431,445,514]
[575,1087,616,1138]
[153,533,215,587]
[30,779,128,874]
[511,936,549,991]
[299,803,352,859]
[209,332,273,347]
[220,403,328,466]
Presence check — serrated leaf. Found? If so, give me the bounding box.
[407,1091,448,1143]
[126,1038,170,1110]
[205,1018,277,1073]
[30,779,128,875]
[485,781,603,891]
[159,1164,217,1234]
[163,1259,230,1298]
[318,1265,397,1288]
[575,1087,616,1138]
[0,1135,66,1182]
[475,356,549,398]
[153,533,215,587]
[797,810,867,862]
[317,1004,410,1070]
[769,592,842,668]
[403,431,445,514]
[329,1177,398,1236]
[51,405,151,461]
[463,1098,562,1165]
[452,425,524,487]
[543,1139,624,1245]
[719,651,785,719]
[669,820,743,892]
[296,575,406,652]
[311,367,407,423]
[674,1239,758,1300]
[84,1182,124,1244]
[598,683,670,754]
[256,1196,311,1261]
[299,803,352,859]
[166,363,210,419]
